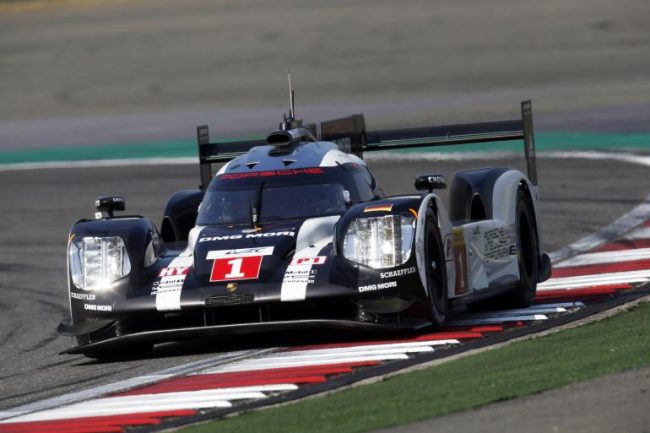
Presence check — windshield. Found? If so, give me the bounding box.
[197,183,348,225]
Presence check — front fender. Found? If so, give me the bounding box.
[66,216,164,331]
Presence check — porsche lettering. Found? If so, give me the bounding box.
[219,168,323,180]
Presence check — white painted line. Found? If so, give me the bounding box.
[549,191,650,263]
[284,339,460,355]
[545,152,650,168]
[123,384,299,395]
[538,270,650,290]
[462,306,568,319]
[0,349,275,422]
[232,347,434,365]
[1,384,300,425]
[446,314,548,326]
[269,344,440,358]
[202,354,411,374]
[187,340,460,375]
[555,248,650,268]
[624,227,650,240]
[0,157,198,172]
[405,338,461,346]
[531,302,586,309]
[3,150,649,173]
[62,391,265,409]
[4,399,233,423]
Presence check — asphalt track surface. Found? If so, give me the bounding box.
[1,157,650,414]
[1,0,650,431]
[1,0,650,151]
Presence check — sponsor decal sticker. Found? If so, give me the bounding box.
[84,304,112,312]
[207,247,274,282]
[453,227,469,295]
[219,168,323,180]
[199,231,295,242]
[207,246,274,259]
[154,251,193,311]
[70,292,96,301]
[380,266,416,279]
[151,276,187,295]
[358,280,398,293]
[483,227,516,260]
[364,204,393,213]
[289,256,327,266]
[159,266,190,277]
[283,269,317,285]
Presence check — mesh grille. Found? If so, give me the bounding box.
[205,294,255,306]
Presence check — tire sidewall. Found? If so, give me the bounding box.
[424,208,448,326]
[515,187,539,305]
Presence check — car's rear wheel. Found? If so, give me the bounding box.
[509,186,539,307]
[424,208,448,327]
[466,186,539,311]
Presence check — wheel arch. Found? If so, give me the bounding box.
[161,189,204,242]
[415,193,454,300]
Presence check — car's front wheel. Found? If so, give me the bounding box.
[423,208,448,327]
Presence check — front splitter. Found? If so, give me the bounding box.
[62,318,430,355]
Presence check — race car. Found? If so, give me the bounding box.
[58,99,551,358]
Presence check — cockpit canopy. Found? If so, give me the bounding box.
[196,164,382,226]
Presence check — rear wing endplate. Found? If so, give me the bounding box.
[196,101,537,189]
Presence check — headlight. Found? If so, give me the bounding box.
[68,236,131,291]
[343,214,415,269]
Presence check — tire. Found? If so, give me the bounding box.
[467,186,539,311]
[423,208,448,327]
[509,186,539,308]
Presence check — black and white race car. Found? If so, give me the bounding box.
[59,99,551,358]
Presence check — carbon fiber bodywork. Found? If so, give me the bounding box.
[59,102,550,356]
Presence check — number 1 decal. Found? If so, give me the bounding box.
[210,255,263,282]
[224,258,245,278]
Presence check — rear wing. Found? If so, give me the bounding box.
[196,100,537,189]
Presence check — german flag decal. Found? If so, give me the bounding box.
[364,204,393,213]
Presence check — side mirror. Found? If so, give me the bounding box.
[414,174,447,192]
[95,196,126,219]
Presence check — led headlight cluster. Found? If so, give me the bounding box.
[343,214,415,269]
[68,236,131,291]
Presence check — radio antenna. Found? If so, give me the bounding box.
[287,69,295,120]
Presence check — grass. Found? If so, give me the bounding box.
[180,300,650,433]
